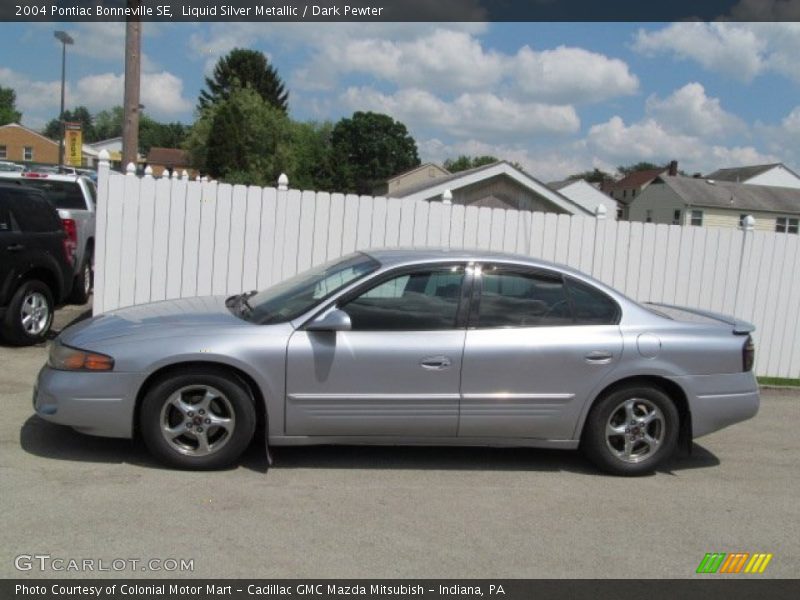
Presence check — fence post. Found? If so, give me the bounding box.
[92,150,111,315]
[278,173,289,191]
[734,215,755,315]
[591,205,607,276]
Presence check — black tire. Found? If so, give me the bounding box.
[1,280,54,346]
[68,253,93,305]
[581,385,679,476]
[140,368,256,470]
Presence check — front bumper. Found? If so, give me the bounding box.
[33,365,142,438]
[672,372,760,438]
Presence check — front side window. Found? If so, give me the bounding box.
[477,269,572,328]
[341,267,465,331]
[23,146,33,161]
[691,210,703,226]
[244,253,380,324]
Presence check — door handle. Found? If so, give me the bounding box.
[585,351,613,364]
[420,355,452,370]
[6,244,24,252]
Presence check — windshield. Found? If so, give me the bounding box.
[242,252,380,324]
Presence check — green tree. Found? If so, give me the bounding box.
[93,106,124,141]
[616,162,662,176]
[443,155,498,173]
[187,86,293,186]
[567,168,616,184]
[42,106,95,141]
[330,111,420,195]
[198,48,288,113]
[288,120,335,191]
[139,117,188,154]
[0,86,22,125]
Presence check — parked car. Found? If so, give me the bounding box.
[0,183,74,345]
[0,171,96,304]
[34,249,759,475]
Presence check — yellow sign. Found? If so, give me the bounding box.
[64,122,82,167]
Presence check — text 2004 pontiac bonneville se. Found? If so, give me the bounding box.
[34,249,759,475]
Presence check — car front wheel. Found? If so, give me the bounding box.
[140,368,257,469]
[581,385,679,476]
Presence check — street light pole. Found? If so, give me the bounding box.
[54,30,74,170]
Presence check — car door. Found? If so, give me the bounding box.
[0,195,19,291]
[459,264,623,440]
[285,264,471,437]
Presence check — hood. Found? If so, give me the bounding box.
[60,296,252,347]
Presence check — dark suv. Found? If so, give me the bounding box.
[0,183,74,345]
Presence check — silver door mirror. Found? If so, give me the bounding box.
[306,308,352,332]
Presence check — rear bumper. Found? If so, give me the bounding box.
[671,372,760,438]
[33,365,141,438]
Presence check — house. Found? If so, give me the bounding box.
[145,147,194,178]
[705,163,800,190]
[0,123,59,165]
[0,123,99,168]
[628,174,800,233]
[548,178,619,219]
[378,162,451,196]
[605,161,678,219]
[85,137,124,169]
[384,161,593,216]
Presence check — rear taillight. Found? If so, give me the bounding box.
[61,218,77,266]
[743,335,755,372]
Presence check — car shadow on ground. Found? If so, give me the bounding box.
[20,414,720,476]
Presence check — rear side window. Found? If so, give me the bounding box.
[18,179,87,210]
[477,269,572,328]
[565,277,620,325]
[6,190,62,233]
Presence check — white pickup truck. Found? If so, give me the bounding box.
[0,171,96,304]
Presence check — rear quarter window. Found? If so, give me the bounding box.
[565,277,620,325]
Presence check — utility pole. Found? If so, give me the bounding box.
[54,31,74,170]
[121,1,141,169]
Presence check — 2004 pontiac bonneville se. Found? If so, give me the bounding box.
[34,249,759,475]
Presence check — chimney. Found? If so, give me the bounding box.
[668,160,678,176]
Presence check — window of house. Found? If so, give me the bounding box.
[23,146,33,161]
[632,189,637,198]
[776,217,799,234]
[623,190,627,198]
[477,269,572,328]
[739,214,748,227]
[616,206,624,220]
[645,210,653,223]
[0,145,7,159]
[673,210,682,225]
[341,267,465,331]
[691,210,703,226]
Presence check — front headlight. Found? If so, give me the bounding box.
[48,341,114,371]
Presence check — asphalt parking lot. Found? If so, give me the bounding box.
[1,302,798,579]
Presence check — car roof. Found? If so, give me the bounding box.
[364,247,582,275]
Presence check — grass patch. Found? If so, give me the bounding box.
[758,376,800,387]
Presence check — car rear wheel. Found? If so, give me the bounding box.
[140,368,257,469]
[68,253,93,305]
[582,385,679,476]
[1,280,54,346]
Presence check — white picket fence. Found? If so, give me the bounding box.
[93,159,800,378]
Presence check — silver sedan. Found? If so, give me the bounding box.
[34,249,759,475]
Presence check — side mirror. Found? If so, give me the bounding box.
[306,308,352,332]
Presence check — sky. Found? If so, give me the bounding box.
[1,20,799,181]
